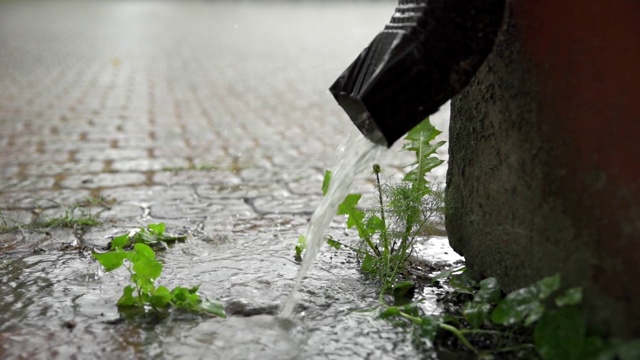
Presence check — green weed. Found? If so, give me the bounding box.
[293,115,640,357]
[92,223,225,317]
[40,207,100,229]
[0,210,11,233]
[113,222,187,250]
[383,271,640,359]
[76,195,116,207]
[0,205,102,233]
[294,235,306,262]
[290,115,640,357]
[317,117,445,295]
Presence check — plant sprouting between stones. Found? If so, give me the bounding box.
[0,199,109,234]
[92,223,225,317]
[384,271,640,359]
[312,117,445,295]
[291,116,640,357]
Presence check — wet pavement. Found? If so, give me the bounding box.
[0,1,456,359]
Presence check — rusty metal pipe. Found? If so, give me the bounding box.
[329,0,506,147]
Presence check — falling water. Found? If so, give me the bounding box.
[280,134,384,318]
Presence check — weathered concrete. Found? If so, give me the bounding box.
[446,0,640,337]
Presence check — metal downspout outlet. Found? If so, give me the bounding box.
[330,0,506,147]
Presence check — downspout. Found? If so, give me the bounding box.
[329,0,506,147]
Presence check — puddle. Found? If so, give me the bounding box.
[0,145,457,359]
[0,222,458,359]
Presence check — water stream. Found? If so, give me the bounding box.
[280,135,384,318]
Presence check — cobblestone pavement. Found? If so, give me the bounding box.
[0,0,449,252]
[0,1,452,358]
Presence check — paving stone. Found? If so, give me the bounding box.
[73,148,149,162]
[99,186,198,206]
[153,169,241,187]
[22,162,104,177]
[59,173,147,189]
[149,200,226,220]
[112,134,156,148]
[202,199,256,221]
[0,209,34,227]
[3,152,70,165]
[251,194,321,215]
[0,228,78,254]
[0,166,18,178]
[196,182,288,200]
[91,203,144,222]
[0,177,56,192]
[149,144,192,157]
[0,189,93,210]
[110,158,190,172]
[213,214,309,235]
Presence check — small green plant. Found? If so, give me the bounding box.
[77,195,116,207]
[41,207,100,229]
[0,210,11,233]
[294,235,306,262]
[0,206,102,233]
[121,222,187,249]
[382,271,640,359]
[319,118,445,295]
[92,223,225,317]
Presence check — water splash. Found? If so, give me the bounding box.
[280,134,384,317]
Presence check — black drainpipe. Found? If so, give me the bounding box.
[329,0,506,147]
